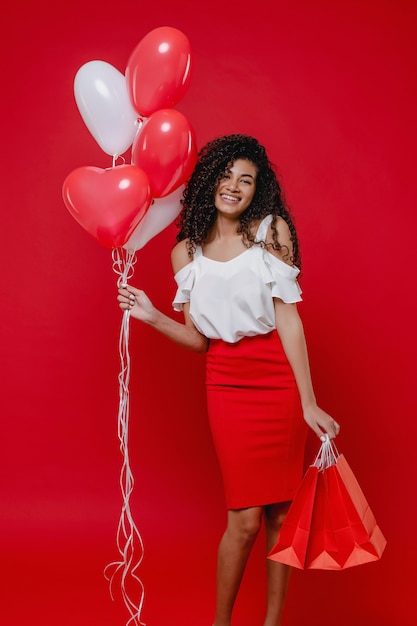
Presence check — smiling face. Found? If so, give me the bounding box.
[214,159,258,218]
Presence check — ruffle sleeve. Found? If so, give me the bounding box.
[172,262,195,311]
[261,250,302,303]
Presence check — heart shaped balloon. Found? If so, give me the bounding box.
[62,165,152,249]
[132,109,197,198]
[126,27,192,117]
[74,61,139,157]
[124,184,184,251]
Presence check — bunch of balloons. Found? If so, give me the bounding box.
[62,26,197,251]
[62,28,197,626]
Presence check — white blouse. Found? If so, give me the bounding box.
[172,215,302,343]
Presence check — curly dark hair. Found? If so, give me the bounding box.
[176,134,301,268]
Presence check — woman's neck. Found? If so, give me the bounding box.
[203,214,248,261]
[208,214,242,241]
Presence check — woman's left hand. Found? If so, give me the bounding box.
[303,403,340,440]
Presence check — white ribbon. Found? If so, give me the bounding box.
[105,248,146,626]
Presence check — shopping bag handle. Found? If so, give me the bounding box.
[311,434,340,471]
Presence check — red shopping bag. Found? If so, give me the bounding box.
[303,463,344,570]
[326,454,387,568]
[268,436,387,570]
[267,464,319,568]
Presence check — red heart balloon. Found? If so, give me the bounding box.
[132,109,197,198]
[126,27,192,117]
[62,165,151,249]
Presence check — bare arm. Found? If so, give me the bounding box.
[267,218,340,439]
[117,240,208,354]
[274,299,340,439]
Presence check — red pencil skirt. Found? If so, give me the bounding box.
[206,331,308,510]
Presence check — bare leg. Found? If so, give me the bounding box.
[213,507,263,626]
[263,502,292,626]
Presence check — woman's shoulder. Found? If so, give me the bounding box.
[266,215,291,239]
[171,239,193,274]
[264,216,294,266]
[252,214,287,241]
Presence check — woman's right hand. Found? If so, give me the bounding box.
[118,282,208,353]
[117,284,156,323]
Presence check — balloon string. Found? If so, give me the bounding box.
[105,248,145,626]
[112,247,137,287]
[112,154,126,168]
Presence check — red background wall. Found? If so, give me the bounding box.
[2,1,416,624]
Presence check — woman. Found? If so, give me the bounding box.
[118,134,340,626]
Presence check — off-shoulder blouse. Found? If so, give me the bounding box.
[172,215,302,343]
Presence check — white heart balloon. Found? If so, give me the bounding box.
[124,185,184,251]
[74,60,139,157]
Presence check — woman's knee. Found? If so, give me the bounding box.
[227,507,263,543]
[264,501,291,531]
